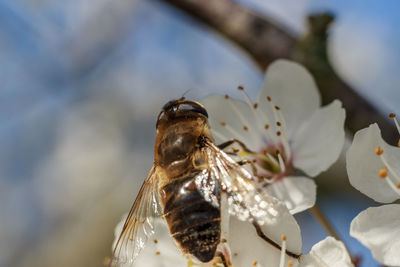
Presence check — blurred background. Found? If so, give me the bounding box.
[1,0,400,266]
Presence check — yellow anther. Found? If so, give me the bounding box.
[103,257,111,265]
[389,113,396,118]
[155,251,160,255]
[375,146,384,155]
[153,238,158,244]
[252,260,258,266]
[220,121,226,126]
[243,125,249,131]
[287,260,293,267]
[281,234,287,241]
[265,124,270,129]
[379,168,388,178]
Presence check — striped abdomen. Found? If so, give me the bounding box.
[160,173,221,263]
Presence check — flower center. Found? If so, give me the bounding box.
[214,86,294,183]
[374,113,400,196]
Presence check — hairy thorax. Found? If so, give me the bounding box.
[155,117,211,181]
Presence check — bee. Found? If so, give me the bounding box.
[111,98,300,266]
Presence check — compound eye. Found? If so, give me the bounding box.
[156,111,165,128]
[178,103,208,118]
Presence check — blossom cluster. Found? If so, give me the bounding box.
[112,60,398,267]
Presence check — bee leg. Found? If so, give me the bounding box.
[236,159,259,178]
[252,222,302,260]
[215,251,231,267]
[217,138,255,153]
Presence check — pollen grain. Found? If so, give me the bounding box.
[378,168,388,178]
[375,146,384,155]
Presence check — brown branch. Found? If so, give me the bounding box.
[160,0,397,144]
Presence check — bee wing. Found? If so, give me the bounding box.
[197,139,282,225]
[111,166,161,266]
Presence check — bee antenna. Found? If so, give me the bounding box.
[181,89,192,99]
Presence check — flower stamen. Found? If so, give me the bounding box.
[375,146,383,155]
[279,235,287,267]
[378,168,387,178]
[277,153,286,173]
[225,94,263,144]
[237,86,275,143]
[376,150,400,196]
[275,109,291,159]
[389,113,400,135]
[265,96,291,160]
[223,122,248,142]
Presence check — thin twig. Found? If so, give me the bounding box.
[310,205,341,241]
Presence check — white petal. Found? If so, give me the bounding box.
[112,215,187,267]
[265,177,316,214]
[346,123,399,203]
[258,60,321,139]
[229,202,302,266]
[292,100,345,177]
[202,95,263,149]
[299,237,354,267]
[350,204,400,266]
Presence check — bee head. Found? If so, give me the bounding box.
[156,98,208,128]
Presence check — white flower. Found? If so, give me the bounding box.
[350,204,400,266]
[112,200,303,267]
[346,118,400,266]
[112,215,354,267]
[299,237,354,267]
[346,123,400,203]
[202,60,346,214]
